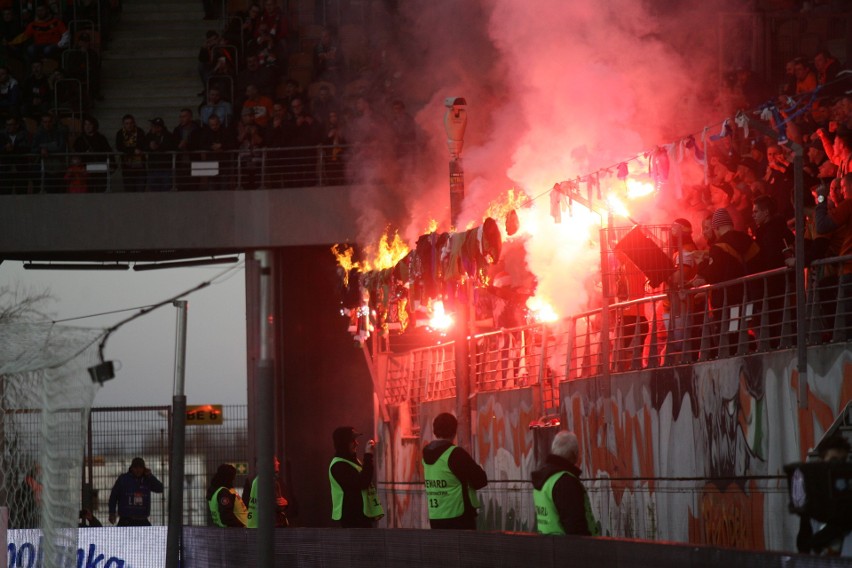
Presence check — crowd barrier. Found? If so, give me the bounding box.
[7,527,850,568]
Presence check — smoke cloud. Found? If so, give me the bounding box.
[350,0,747,317]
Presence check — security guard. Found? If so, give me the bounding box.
[207,463,248,527]
[531,430,600,535]
[422,413,488,530]
[329,426,384,527]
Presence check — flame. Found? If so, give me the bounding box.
[626,178,655,199]
[362,230,410,272]
[484,188,529,228]
[607,194,630,219]
[527,296,559,323]
[331,244,356,287]
[428,300,454,331]
[426,219,439,233]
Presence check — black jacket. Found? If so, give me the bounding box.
[531,454,591,536]
[329,450,375,528]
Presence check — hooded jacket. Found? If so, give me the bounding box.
[422,439,487,528]
[531,454,592,536]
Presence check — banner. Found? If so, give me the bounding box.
[7,527,166,568]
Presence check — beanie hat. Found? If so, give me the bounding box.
[711,208,733,230]
[672,218,692,233]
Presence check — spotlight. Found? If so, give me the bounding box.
[88,361,115,384]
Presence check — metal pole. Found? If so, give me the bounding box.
[454,280,471,449]
[166,300,188,568]
[598,226,612,421]
[792,145,808,409]
[256,251,275,568]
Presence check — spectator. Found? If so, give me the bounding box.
[763,143,794,221]
[241,83,273,127]
[313,27,344,87]
[0,66,21,119]
[793,57,817,95]
[64,154,87,192]
[236,53,276,102]
[310,83,338,128]
[73,115,112,193]
[207,463,248,528]
[19,60,50,119]
[815,174,852,339]
[241,455,296,528]
[0,8,23,61]
[108,457,164,526]
[263,101,288,187]
[0,115,31,194]
[422,413,487,530]
[172,108,201,191]
[192,113,236,190]
[283,95,318,187]
[235,107,263,189]
[752,194,795,344]
[694,207,761,307]
[30,111,67,193]
[321,109,346,185]
[259,0,287,62]
[240,3,263,47]
[10,4,67,63]
[531,430,600,536]
[830,129,852,179]
[144,117,176,192]
[115,113,146,192]
[200,87,233,127]
[329,426,383,528]
[206,50,236,103]
[814,49,842,96]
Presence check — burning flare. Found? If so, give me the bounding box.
[428,300,454,331]
[527,296,558,323]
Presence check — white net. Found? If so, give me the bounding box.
[0,321,103,567]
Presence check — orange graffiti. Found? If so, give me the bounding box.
[687,481,765,550]
[476,395,536,468]
[570,397,656,505]
[791,370,841,461]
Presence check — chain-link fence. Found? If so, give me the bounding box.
[84,404,248,527]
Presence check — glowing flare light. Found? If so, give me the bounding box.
[527,296,559,323]
[428,301,454,331]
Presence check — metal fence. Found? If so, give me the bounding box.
[84,404,248,527]
[0,143,417,194]
[381,254,852,416]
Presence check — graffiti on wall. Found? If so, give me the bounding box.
[376,344,852,552]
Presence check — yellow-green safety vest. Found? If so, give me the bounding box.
[208,487,249,528]
[533,471,600,536]
[328,457,384,521]
[422,446,480,520]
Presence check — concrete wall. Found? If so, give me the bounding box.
[375,344,852,553]
[0,186,386,259]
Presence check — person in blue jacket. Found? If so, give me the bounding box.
[108,457,164,526]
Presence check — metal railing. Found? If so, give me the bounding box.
[382,256,852,413]
[0,143,382,193]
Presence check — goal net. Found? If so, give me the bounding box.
[0,321,103,566]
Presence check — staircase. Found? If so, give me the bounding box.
[96,0,212,135]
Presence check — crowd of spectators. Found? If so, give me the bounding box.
[609,48,852,361]
[0,0,421,193]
